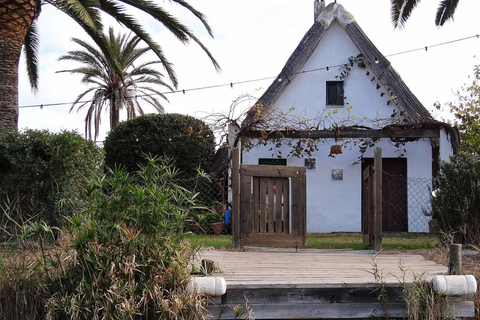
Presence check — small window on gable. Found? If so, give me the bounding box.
[326,81,344,106]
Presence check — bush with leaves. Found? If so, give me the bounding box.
[104,113,215,177]
[46,157,207,319]
[441,65,480,154]
[0,128,99,238]
[431,153,480,244]
[0,157,208,319]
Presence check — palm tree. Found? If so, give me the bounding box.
[391,0,460,28]
[58,28,172,141]
[0,0,219,130]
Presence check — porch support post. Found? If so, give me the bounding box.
[374,147,383,252]
[228,124,241,249]
[232,143,241,248]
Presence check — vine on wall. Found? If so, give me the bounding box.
[203,55,424,163]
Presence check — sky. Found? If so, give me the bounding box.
[17,0,480,143]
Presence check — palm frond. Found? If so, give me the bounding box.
[48,0,103,31]
[119,0,190,41]
[435,0,459,26]
[391,0,421,28]
[97,0,178,86]
[70,87,98,111]
[183,32,221,72]
[172,0,213,37]
[55,3,123,81]
[58,50,104,71]
[23,21,40,91]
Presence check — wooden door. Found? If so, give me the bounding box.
[239,165,306,247]
[362,158,408,232]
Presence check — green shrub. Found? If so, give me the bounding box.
[0,157,208,319]
[104,113,215,177]
[431,153,480,243]
[0,128,99,237]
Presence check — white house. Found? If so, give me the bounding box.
[235,1,458,234]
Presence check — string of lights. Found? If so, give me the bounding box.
[18,33,480,110]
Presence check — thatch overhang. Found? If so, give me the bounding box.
[243,2,432,129]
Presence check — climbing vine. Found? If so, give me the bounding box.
[203,55,428,164]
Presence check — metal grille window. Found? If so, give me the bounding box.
[326,81,344,106]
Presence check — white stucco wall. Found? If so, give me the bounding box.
[440,128,455,161]
[243,138,433,233]
[273,21,395,125]
[241,20,436,233]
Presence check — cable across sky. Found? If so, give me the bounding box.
[18,33,480,110]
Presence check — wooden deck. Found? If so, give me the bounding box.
[198,248,474,319]
[200,248,447,288]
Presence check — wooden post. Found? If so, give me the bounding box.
[374,147,382,252]
[231,141,241,249]
[449,244,462,275]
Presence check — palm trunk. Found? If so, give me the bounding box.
[0,0,37,130]
[110,94,120,130]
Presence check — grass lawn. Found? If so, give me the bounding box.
[186,232,440,250]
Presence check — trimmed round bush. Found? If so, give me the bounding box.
[104,113,215,176]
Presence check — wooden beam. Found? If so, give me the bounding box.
[232,143,241,249]
[241,164,305,178]
[241,128,440,139]
[374,147,382,252]
[449,244,462,275]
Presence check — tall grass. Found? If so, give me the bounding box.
[0,157,209,319]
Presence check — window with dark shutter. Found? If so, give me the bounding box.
[326,81,344,106]
[258,158,287,166]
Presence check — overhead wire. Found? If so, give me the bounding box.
[18,33,480,110]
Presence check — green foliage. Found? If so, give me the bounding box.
[187,208,224,234]
[446,65,480,154]
[48,157,206,319]
[19,0,219,92]
[0,157,208,319]
[0,128,99,237]
[104,113,215,176]
[431,153,480,244]
[58,28,173,140]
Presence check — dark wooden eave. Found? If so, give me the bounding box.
[241,128,439,140]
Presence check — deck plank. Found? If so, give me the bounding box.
[198,250,447,288]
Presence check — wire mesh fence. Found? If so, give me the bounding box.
[173,174,228,234]
[383,172,432,233]
[173,175,227,207]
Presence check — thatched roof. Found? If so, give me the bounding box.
[243,2,432,128]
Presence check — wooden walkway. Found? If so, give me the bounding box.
[200,248,447,288]
[197,249,475,319]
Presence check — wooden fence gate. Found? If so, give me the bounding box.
[362,147,383,251]
[239,165,306,247]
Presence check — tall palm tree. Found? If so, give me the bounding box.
[0,0,219,130]
[391,0,460,28]
[58,28,172,141]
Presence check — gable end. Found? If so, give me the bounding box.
[244,3,432,128]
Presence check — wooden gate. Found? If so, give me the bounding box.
[362,164,375,247]
[239,165,306,247]
[361,147,382,251]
